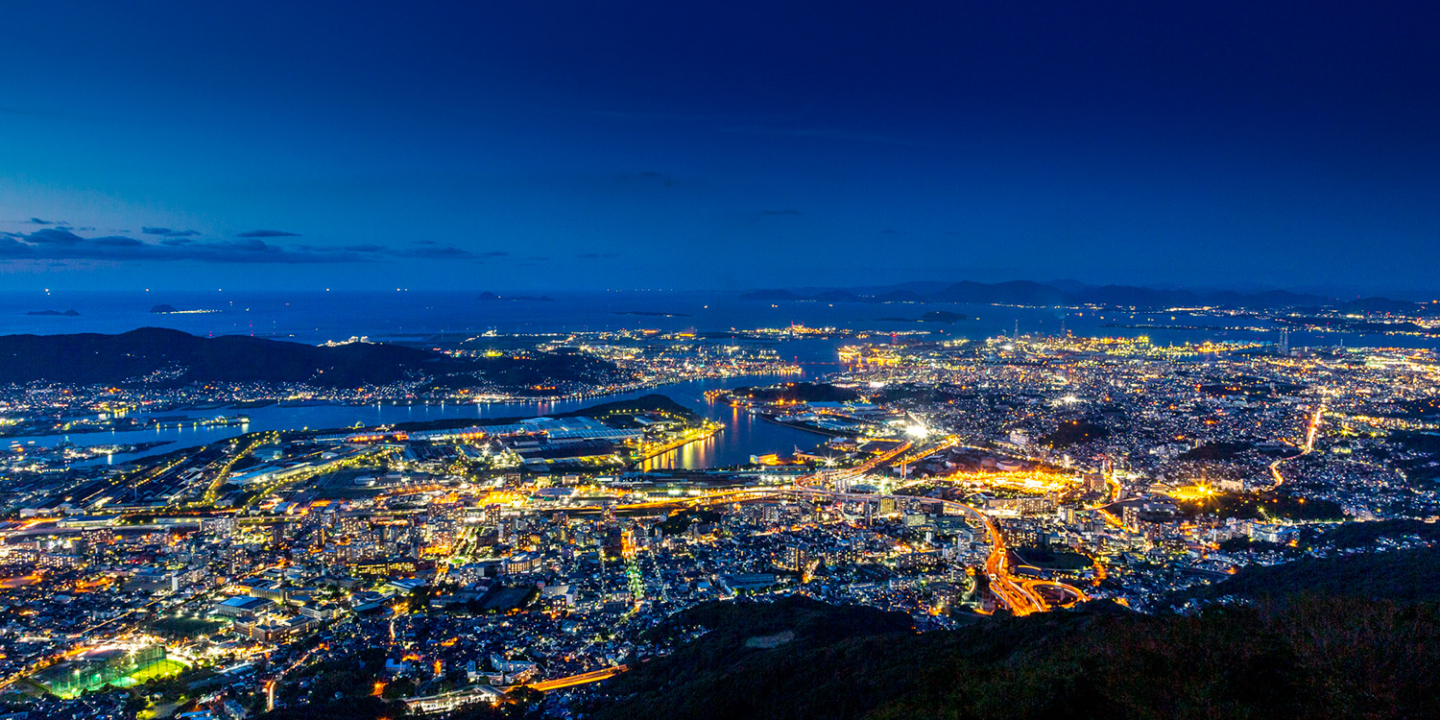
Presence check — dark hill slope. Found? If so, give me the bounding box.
[0,327,458,386]
[1175,544,1440,604]
[590,589,1440,720]
[553,393,700,424]
[931,280,1068,305]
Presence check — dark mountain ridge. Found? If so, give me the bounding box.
[742,279,1426,311]
[587,578,1440,720]
[0,327,460,387]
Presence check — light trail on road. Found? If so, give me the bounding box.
[526,665,628,692]
[1267,403,1324,491]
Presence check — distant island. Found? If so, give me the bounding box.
[0,327,626,391]
[742,279,1434,312]
[477,291,553,302]
[614,311,693,318]
[0,327,452,386]
[149,304,221,315]
[875,310,967,324]
[25,309,80,317]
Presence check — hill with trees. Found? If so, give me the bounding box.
[1173,543,1440,605]
[0,328,626,391]
[585,579,1440,720]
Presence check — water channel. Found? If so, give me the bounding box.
[17,372,838,470]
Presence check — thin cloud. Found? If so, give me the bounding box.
[315,243,493,260]
[27,218,54,225]
[579,252,620,259]
[297,244,388,253]
[237,229,301,238]
[399,246,470,259]
[22,229,84,244]
[91,236,144,247]
[0,228,481,264]
[142,227,201,237]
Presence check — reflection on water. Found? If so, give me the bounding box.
[643,401,826,471]
[642,433,720,471]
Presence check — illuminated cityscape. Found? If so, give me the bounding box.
[3,1,1439,718]
[0,306,1438,717]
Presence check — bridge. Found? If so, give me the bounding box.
[612,486,788,511]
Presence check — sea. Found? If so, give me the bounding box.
[4,289,1435,469]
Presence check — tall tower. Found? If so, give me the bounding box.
[1278,328,1290,356]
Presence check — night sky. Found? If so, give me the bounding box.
[2,1,1437,294]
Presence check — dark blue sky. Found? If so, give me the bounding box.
[2,1,1437,294]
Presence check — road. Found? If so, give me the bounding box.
[526,665,628,692]
[266,642,328,711]
[788,486,1086,615]
[1267,403,1324,491]
[804,436,1084,615]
